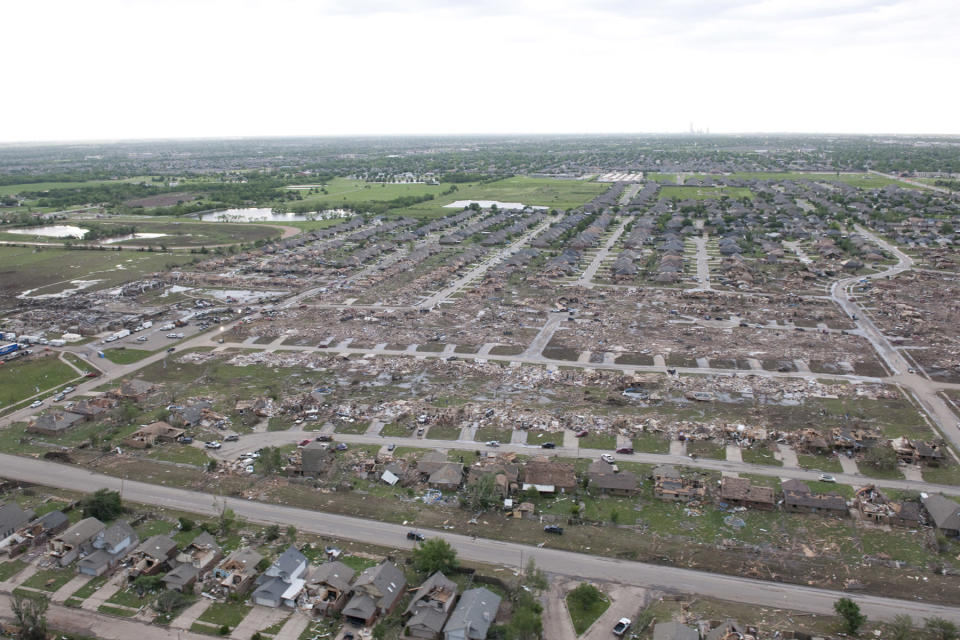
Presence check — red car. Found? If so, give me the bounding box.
[615,447,634,454]
[298,439,312,447]
[574,430,589,438]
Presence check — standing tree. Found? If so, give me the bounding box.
[411,537,458,575]
[889,614,913,640]
[462,473,499,512]
[924,618,959,640]
[12,593,48,640]
[834,598,866,635]
[81,488,124,521]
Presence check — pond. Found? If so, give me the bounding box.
[443,200,547,210]
[199,208,352,223]
[7,225,88,238]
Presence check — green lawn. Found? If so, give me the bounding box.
[197,602,252,628]
[22,567,74,592]
[0,357,77,407]
[0,559,27,582]
[400,176,607,216]
[632,433,670,454]
[686,440,726,460]
[526,429,564,447]
[579,433,616,450]
[858,463,904,480]
[107,587,152,608]
[740,446,783,467]
[797,454,843,473]
[98,604,138,618]
[426,424,462,440]
[145,445,211,466]
[474,426,513,443]
[334,420,370,435]
[70,575,109,601]
[379,422,413,438]
[103,348,153,365]
[921,463,960,485]
[566,585,610,635]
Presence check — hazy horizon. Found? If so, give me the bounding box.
[3,0,957,142]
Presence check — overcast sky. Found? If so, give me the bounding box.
[2,0,957,142]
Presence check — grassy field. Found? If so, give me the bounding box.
[0,356,77,408]
[0,218,280,247]
[103,348,153,364]
[0,177,147,198]
[687,171,922,190]
[0,559,27,581]
[22,567,75,592]
[196,602,251,628]
[0,245,195,303]
[279,178,451,210]
[400,176,607,217]
[566,585,610,634]
[659,186,754,200]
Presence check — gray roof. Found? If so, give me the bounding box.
[269,545,307,579]
[443,587,501,640]
[188,531,220,550]
[135,534,177,560]
[0,503,34,536]
[99,520,136,549]
[56,517,105,545]
[253,576,288,603]
[408,605,451,635]
[353,560,406,610]
[309,560,355,592]
[219,547,262,572]
[923,494,960,531]
[164,563,200,587]
[405,571,457,615]
[343,592,377,620]
[653,622,700,640]
[32,510,68,532]
[77,550,114,573]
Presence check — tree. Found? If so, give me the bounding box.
[133,573,165,594]
[82,488,123,521]
[522,558,547,592]
[462,473,499,512]
[864,445,897,472]
[155,589,192,615]
[834,597,866,635]
[218,506,236,536]
[567,583,603,613]
[286,525,297,542]
[12,592,48,640]
[925,618,959,640]
[887,614,913,640]
[940,222,954,235]
[264,524,280,541]
[178,517,195,531]
[411,537,458,575]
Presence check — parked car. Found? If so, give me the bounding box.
[541,442,556,449]
[136,336,148,342]
[543,525,563,535]
[615,447,634,454]
[84,371,99,378]
[486,440,500,447]
[335,443,348,451]
[613,618,632,636]
[180,436,194,444]
[166,347,176,353]
[315,435,333,442]
[406,531,425,541]
[387,443,396,451]
[819,474,836,483]
[574,430,589,438]
[205,441,221,449]
[29,400,43,408]
[224,434,239,442]
[601,454,615,464]
[298,439,312,447]
[63,386,75,393]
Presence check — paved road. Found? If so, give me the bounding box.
[575,218,627,288]
[690,234,713,291]
[0,453,955,624]
[867,169,954,194]
[211,428,960,498]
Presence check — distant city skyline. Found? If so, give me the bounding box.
[2,0,958,142]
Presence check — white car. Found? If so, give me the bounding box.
[601,454,615,464]
[205,441,222,449]
[486,440,500,447]
[819,474,836,483]
[136,336,148,342]
[159,324,175,330]
[29,400,43,408]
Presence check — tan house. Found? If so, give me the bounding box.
[123,421,185,449]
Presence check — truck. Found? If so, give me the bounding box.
[48,339,66,347]
[174,319,188,328]
[113,329,131,340]
[141,321,153,329]
[0,343,19,357]
[19,335,40,344]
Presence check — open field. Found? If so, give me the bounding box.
[0,218,280,247]
[0,356,77,408]
[0,245,196,304]
[400,176,607,216]
[659,185,754,200]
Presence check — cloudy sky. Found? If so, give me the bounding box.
[2,0,957,141]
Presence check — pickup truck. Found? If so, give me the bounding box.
[613,618,632,636]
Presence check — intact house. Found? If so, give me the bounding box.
[405,571,458,639]
[129,534,178,579]
[252,545,309,608]
[123,421,186,449]
[305,560,356,617]
[923,494,960,537]
[521,458,577,495]
[782,479,848,517]
[77,520,138,576]
[652,465,706,502]
[587,461,638,496]
[163,562,201,593]
[213,547,263,596]
[442,586,501,640]
[718,477,775,510]
[50,517,105,566]
[342,560,407,627]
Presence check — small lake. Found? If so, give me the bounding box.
[444,200,547,210]
[199,208,353,223]
[7,225,88,238]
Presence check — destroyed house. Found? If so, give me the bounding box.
[67,397,115,419]
[521,459,577,494]
[175,531,222,572]
[342,560,406,627]
[307,560,356,616]
[19,510,69,548]
[163,562,200,592]
[652,465,705,502]
[108,379,157,403]
[123,421,185,449]
[718,477,775,510]
[653,621,699,640]
[782,480,847,516]
[922,494,960,537]
[442,586,501,640]
[214,548,263,595]
[405,571,458,639]
[466,460,519,497]
[168,399,214,428]
[129,534,178,577]
[50,517,105,566]
[0,503,33,539]
[587,461,637,496]
[428,463,464,490]
[418,450,452,477]
[854,485,921,527]
[301,441,333,476]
